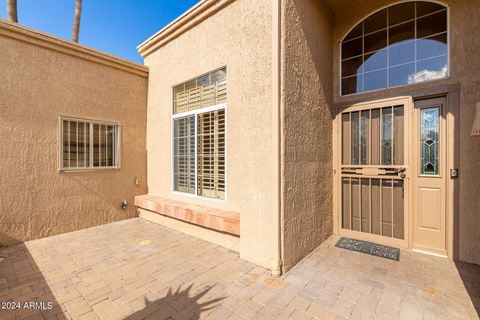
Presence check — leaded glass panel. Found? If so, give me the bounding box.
[420,107,439,175]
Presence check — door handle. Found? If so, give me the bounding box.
[395,167,406,174]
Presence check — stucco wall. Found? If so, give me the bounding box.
[143,0,274,267]
[332,0,480,265]
[281,0,334,271]
[0,20,148,245]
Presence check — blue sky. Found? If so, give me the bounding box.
[0,0,200,64]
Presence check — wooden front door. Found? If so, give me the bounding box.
[412,97,447,256]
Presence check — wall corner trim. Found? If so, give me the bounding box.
[271,0,283,277]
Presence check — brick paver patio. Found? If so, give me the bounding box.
[0,218,478,320]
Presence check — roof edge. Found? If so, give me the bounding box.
[137,0,235,59]
[0,19,149,77]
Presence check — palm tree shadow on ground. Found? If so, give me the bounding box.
[125,284,225,320]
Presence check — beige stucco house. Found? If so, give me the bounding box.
[1,0,480,276]
[134,0,480,275]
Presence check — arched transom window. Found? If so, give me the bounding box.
[341,1,448,96]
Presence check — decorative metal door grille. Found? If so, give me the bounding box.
[340,105,406,240]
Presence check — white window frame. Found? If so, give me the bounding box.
[59,116,121,171]
[171,103,227,202]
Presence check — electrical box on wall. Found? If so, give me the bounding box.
[450,169,458,179]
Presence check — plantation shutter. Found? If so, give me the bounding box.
[173,116,196,194]
[173,68,227,114]
[197,110,225,199]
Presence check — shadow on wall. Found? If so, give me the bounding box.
[0,236,67,319]
[124,285,225,319]
[294,0,335,119]
[455,261,480,317]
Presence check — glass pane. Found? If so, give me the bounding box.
[413,55,448,83]
[173,68,227,114]
[389,40,415,66]
[364,9,387,34]
[344,23,362,41]
[106,125,114,167]
[389,63,415,87]
[393,106,404,165]
[342,38,363,59]
[420,107,440,175]
[93,124,108,167]
[388,20,414,45]
[371,109,381,165]
[361,111,369,165]
[388,2,414,26]
[416,10,447,38]
[63,120,70,168]
[174,116,196,194]
[382,108,393,165]
[77,122,86,168]
[351,112,360,165]
[211,68,226,83]
[342,113,351,165]
[102,125,108,167]
[93,124,99,167]
[364,30,387,54]
[364,69,387,92]
[416,1,445,17]
[342,76,363,95]
[364,49,387,72]
[417,33,447,60]
[70,121,78,168]
[342,56,363,77]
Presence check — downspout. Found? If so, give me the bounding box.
[271,0,283,277]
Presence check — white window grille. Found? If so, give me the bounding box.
[60,118,120,170]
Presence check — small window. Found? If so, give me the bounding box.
[173,68,227,200]
[341,1,448,95]
[60,118,119,170]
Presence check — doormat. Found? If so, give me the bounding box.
[335,237,400,261]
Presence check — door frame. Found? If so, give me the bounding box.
[333,94,454,257]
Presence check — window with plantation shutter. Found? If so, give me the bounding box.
[197,110,225,199]
[173,116,196,193]
[60,118,119,170]
[172,68,227,200]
